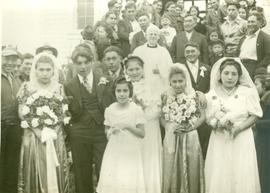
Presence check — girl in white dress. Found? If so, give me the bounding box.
[205,57,262,193]
[97,77,146,193]
[124,55,163,193]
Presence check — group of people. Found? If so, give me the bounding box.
[1,0,270,193]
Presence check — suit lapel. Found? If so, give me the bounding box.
[184,63,196,85]
[256,31,262,59]
[196,64,202,83]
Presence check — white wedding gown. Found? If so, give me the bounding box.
[205,86,262,193]
[133,80,163,193]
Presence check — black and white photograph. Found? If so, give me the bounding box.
[1,0,270,193]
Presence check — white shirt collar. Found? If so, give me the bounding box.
[77,71,93,85]
[187,60,199,68]
[247,29,260,38]
[109,67,121,77]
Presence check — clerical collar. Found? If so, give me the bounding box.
[147,44,158,48]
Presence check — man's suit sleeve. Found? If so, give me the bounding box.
[130,33,138,52]
[170,35,177,62]
[258,33,270,67]
[201,36,209,65]
[118,20,130,41]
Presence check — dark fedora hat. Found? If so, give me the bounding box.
[36,43,58,57]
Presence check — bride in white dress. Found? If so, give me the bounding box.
[124,55,163,193]
[205,57,262,193]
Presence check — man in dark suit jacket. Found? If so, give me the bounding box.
[184,42,211,159]
[131,12,166,52]
[118,2,136,57]
[0,47,22,193]
[238,13,270,79]
[64,47,114,193]
[170,14,209,65]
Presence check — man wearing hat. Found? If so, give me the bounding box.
[0,47,22,193]
[64,46,114,193]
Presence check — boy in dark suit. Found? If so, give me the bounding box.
[64,46,114,193]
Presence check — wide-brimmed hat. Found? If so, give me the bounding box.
[36,44,58,57]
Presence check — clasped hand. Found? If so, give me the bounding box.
[173,123,194,134]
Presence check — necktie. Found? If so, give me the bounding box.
[83,76,92,93]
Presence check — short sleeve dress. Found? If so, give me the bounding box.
[205,85,263,193]
[96,102,146,193]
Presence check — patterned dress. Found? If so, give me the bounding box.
[17,83,71,193]
[162,91,205,193]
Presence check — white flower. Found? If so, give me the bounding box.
[98,77,109,85]
[45,92,53,99]
[63,117,71,125]
[200,66,207,77]
[32,93,39,100]
[56,95,63,101]
[162,106,170,113]
[209,118,217,127]
[164,114,170,121]
[21,106,30,116]
[54,116,59,124]
[31,118,39,128]
[36,107,43,116]
[26,97,34,105]
[42,106,51,114]
[44,119,53,125]
[21,121,30,128]
[62,104,68,112]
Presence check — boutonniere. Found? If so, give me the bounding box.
[199,66,207,78]
[98,77,109,86]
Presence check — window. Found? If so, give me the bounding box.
[77,0,94,29]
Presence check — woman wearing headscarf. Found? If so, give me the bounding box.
[205,57,262,193]
[17,53,71,193]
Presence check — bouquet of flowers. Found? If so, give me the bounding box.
[20,90,71,133]
[162,93,200,130]
[208,103,234,132]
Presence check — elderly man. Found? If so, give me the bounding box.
[0,47,22,193]
[170,14,209,65]
[220,2,247,54]
[238,13,270,79]
[133,25,172,96]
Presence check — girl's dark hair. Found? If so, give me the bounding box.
[189,5,200,17]
[123,55,144,69]
[112,76,133,98]
[219,59,242,84]
[207,29,223,41]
